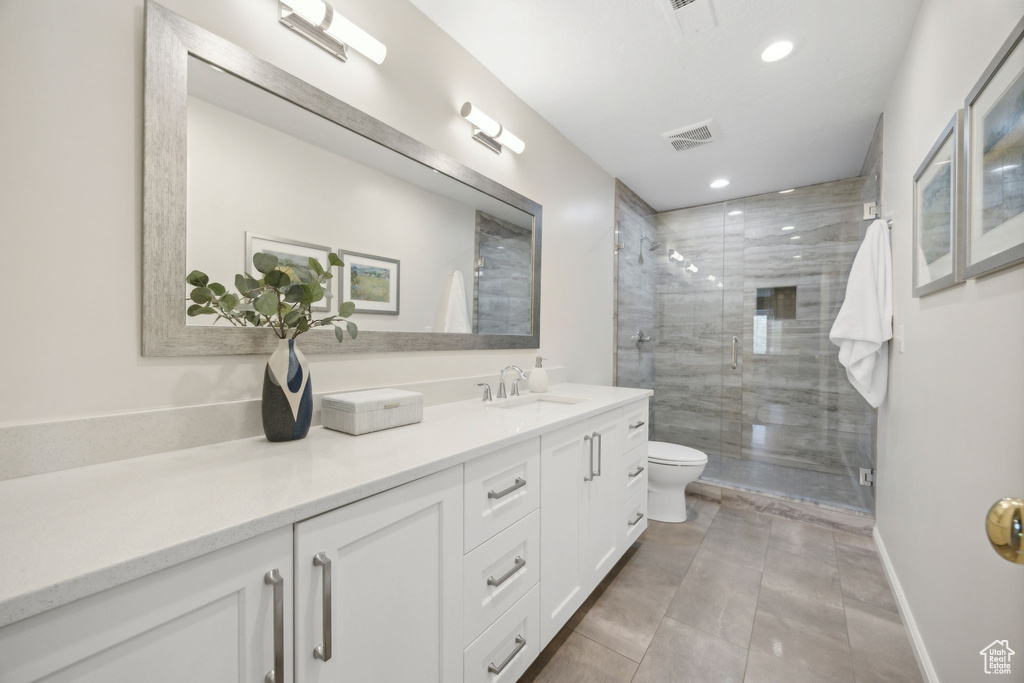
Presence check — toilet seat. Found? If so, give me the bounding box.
[647,441,708,467]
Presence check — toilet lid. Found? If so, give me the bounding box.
[647,441,708,466]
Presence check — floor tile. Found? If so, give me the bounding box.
[761,546,842,608]
[743,645,844,683]
[835,544,898,613]
[845,598,923,683]
[714,506,774,533]
[630,520,705,579]
[519,630,638,683]
[748,585,854,682]
[701,512,771,572]
[666,547,762,648]
[684,496,721,533]
[768,517,836,565]
[833,530,876,552]
[633,617,748,683]
[574,557,681,662]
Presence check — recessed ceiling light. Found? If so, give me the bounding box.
[710,178,730,189]
[761,40,794,63]
[728,210,743,216]
[782,225,795,231]
[790,235,800,240]
[792,254,802,259]
[779,188,795,194]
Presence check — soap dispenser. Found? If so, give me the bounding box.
[528,356,549,393]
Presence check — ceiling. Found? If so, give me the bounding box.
[408,0,922,211]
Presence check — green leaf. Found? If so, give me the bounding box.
[338,301,356,317]
[309,281,324,303]
[254,290,278,317]
[319,315,337,325]
[220,293,239,312]
[187,303,215,316]
[323,271,333,280]
[208,282,226,296]
[308,257,324,275]
[284,310,303,326]
[190,287,213,304]
[328,252,344,267]
[293,266,316,284]
[186,270,209,287]
[346,321,358,340]
[299,284,315,308]
[252,252,279,274]
[296,317,310,333]
[284,285,305,303]
[243,311,260,326]
[264,269,290,289]
[334,324,346,343]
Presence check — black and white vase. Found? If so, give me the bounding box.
[262,338,313,442]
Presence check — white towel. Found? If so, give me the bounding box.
[829,219,893,407]
[443,271,471,333]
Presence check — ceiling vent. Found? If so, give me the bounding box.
[663,0,718,38]
[662,119,720,152]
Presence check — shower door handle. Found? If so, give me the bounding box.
[731,337,738,369]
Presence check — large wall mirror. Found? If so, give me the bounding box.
[143,2,541,356]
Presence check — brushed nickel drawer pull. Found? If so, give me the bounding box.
[629,420,646,430]
[595,432,603,477]
[628,511,645,527]
[487,635,526,674]
[487,556,526,587]
[488,477,526,500]
[313,552,332,662]
[584,435,595,482]
[264,569,284,683]
[628,465,645,479]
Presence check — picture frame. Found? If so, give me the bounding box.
[962,15,1024,279]
[912,111,963,297]
[338,250,401,315]
[245,232,334,312]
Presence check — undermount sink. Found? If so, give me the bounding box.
[491,394,586,413]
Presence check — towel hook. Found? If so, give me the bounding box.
[863,202,892,229]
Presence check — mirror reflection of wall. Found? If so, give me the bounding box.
[183,56,534,335]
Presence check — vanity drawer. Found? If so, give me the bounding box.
[464,438,540,551]
[464,584,540,683]
[463,510,540,645]
[622,399,650,450]
[619,487,648,551]
[621,442,648,506]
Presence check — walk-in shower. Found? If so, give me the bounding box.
[614,142,881,515]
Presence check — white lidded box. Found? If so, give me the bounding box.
[321,388,424,435]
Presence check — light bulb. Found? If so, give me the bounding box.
[286,0,327,25]
[495,127,525,154]
[460,103,502,138]
[324,13,387,64]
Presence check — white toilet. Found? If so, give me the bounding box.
[647,441,709,523]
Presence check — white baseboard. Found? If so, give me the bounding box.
[873,526,940,683]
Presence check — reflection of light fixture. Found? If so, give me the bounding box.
[460,102,525,154]
[669,249,685,262]
[710,178,730,189]
[790,235,801,240]
[728,210,743,216]
[280,0,387,64]
[687,263,699,273]
[782,225,795,231]
[793,254,802,259]
[761,40,794,63]
[706,275,716,281]
[779,188,795,194]
[717,282,724,288]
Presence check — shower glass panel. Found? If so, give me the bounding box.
[653,177,876,514]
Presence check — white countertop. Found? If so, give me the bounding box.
[0,384,651,628]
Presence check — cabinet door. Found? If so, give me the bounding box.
[0,527,293,683]
[538,421,590,647]
[294,466,463,683]
[587,409,623,586]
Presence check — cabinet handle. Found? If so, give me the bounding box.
[264,569,284,683]
[628,465,645,479]
[731,336,738,370]
[487,556,527,587]
[313,552,332,662]
[629,420,646,430]
[595,432,603,477]
[583,435,594,482]
[628,511,645,527]
[488,477,526,500]
[487,635,526,674]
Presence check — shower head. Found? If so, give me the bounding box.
[639,236,662,264]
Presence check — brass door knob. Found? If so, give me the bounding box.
[986,498,1024,565]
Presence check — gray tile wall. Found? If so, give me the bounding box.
[473,211,533,335]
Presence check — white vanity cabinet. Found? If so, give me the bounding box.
[292,466,464,683]
[0,526,293,683]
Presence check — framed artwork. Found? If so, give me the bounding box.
[246,233,335,312]
[912,111,963,297]
[963,15,1024,279]
[338,250,400,315]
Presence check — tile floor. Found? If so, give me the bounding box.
[521,498,921,683]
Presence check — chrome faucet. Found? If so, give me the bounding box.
[475,383,493,402]
[498,365,527,399]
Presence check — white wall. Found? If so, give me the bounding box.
[877,1,1024,680]
[0,0,614,425]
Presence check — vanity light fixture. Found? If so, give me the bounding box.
[710,178,730,189]
[460,102,525,155]
[686,263,699,273]
[279,0,387,65]
[669,249,686,262]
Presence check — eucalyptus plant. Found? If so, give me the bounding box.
[186,252,358,343]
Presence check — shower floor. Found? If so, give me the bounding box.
[701,454,873,514]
